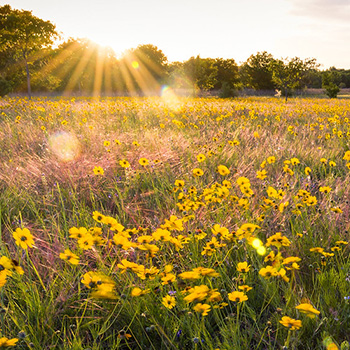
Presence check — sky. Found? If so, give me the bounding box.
[3,0,350,69]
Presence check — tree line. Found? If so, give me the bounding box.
[1,5,349,99]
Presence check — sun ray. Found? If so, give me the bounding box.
[122,51,161,96]
[63,41,96,95]
[119,58,137,96]
[93,47,105,97]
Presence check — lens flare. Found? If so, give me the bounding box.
[252,238,263,249]
[257,246,266,256]
[161,85,181,111]
[131,61,139,69]
[48,131,80,162]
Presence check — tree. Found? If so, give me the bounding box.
[0,5,58,98]
[240,52,275,90]
[183,56,218,93]
[129,44,168,83]
[270,57,318,101]
[213,58,241,96]
[322,72,340,98]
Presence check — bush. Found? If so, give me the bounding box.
[0,77,12,97]
[219,81,238,98]
[324,82,340,98]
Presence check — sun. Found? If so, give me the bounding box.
[86,32,130,58]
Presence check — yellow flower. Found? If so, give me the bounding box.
[81,271,114,289]
[131,287,150,297]
[295,303,320,318]
[174,180,185,188]
[237,262,251,273]
[236,177,250,186]
[69,227,88,239]
[343,151,350,161]
[162,295,176,309]
[184,285,210,303]
[93,166,104,175]
[59,249,79,265]
[0,337,18,347]
[139,157,149,166]
[117,259,140,273]
[161,273,176,285]
[0,257,14,272]
[113,234,135,250]
[119,159,130,168]
[267,186,278,198]
[211,224,229,237]
[259,265,279,279]
[279,316,302,330]
[80,273,117,300]
[256,169,267,179]
[91,282,118,300]
[197,154,206,162]
[161,215,184,231]
[78,234,94,250]
[305,167,312,175]
[238,285,253,292]
[192,267,220,277]
[152,228,172,242]
[228,291,248,303]
[0,273,7,288]
[92,211,105,223]
[217,165,230,176]
[282,256,301,265]
[102,216,124,232]
[319,186,332,193]
[178,271,201,280]
[290,157,300,165]
[266,232,291,248]
[310,247,324,253]
[193,168,204,177]
[193,303,211,316]
[137,243,159,257]
[13,228,34,250]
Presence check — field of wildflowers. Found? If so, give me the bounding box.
[0,95,350,349]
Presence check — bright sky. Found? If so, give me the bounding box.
[5,0,350,69]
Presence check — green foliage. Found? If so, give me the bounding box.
[0,76,12,96]
[270,57,318,101]
[322,72,341,98]
[219,81,238,98]
[324,82,340,98]
[213,58,240,90]
[183,56,218,91]
[241,51,275,90]
[0,4,58,98]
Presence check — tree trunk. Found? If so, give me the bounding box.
[284,82,288,102]
[23,51,31,99]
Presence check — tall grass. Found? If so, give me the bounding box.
[0,96,349,349]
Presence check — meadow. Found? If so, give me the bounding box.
[0,95,350,349]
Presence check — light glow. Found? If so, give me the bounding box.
[48,131,81,162]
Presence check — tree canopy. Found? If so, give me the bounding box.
[0,4,58,98]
